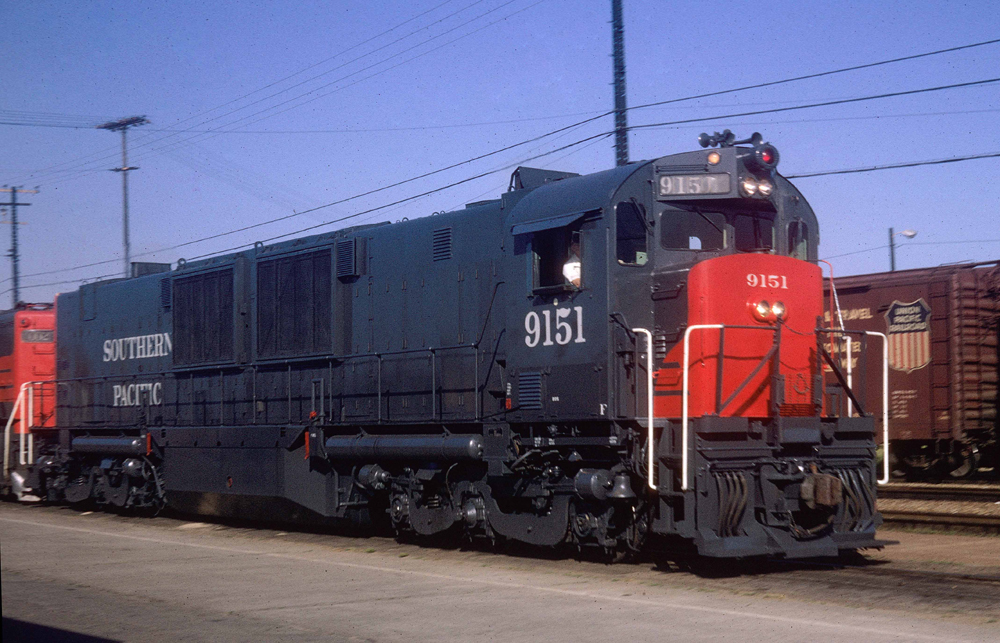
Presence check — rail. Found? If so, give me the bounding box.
[631,327,654,490]
[50,341,486,428]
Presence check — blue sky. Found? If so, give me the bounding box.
[2,0,998,305]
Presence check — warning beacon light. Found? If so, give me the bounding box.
[697,130,780,172]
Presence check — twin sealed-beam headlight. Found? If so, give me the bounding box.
[740,177,774,197]
[750,300,787,322]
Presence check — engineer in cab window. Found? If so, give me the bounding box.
[563,237,581,287]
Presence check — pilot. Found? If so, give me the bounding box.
[563,240,581,287]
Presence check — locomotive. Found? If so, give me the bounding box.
[0,303,56,498]
[3,133,887,559]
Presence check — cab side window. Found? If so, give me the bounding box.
[788,220,808,260]
[616,201,648,266]
[533,226,582,291]
[0,316,12,357]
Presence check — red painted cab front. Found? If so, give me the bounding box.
[655,254,822,419]
[0,303,57,431]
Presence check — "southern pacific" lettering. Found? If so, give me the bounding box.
[103,333,172,362]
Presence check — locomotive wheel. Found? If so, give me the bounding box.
[64,472,94,504]
[947,443,980,479]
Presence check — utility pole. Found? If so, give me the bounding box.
[97,116,149,278]
[0,186,36,308]
[611,0,629,166]
[889,227,896,272]
[888,227,917,272]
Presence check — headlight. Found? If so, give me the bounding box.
[740,178,758,196]
[757,179,774,197]
[771,301,786,319]
[751,299,771,322]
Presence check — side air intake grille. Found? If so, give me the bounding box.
[336,238,358,279]
[432,227,453,262]
[160,278,172,309]
[518,371,542,410]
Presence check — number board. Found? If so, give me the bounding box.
[656,173,731,198]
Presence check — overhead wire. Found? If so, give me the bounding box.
[822,239,1000,262]
[10,26,997,186]
[3,0,492,184]
[11,0,528,187]
[8,75,1000,287]
[6,38,1000,289]
[138,0,542,163]
[786,151,1000,178]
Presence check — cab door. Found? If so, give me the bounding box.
[505,211,609,423]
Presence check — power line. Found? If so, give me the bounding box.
[10,32,996,187]
[630,77,1000,132]
[136,0,541,165]
[7,40,1000,286]
[2,0,493,184]
[7,134,998,293]
[786,151,1000,178]
[626,37,1000,116]
[11,76,1000,287]
[822,239,1000,262]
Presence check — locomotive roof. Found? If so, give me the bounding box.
[505,160,645,234]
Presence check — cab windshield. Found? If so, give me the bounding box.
[659,209,774,253]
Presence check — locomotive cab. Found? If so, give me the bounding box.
[625,139,880,557]
[501,134,882,558]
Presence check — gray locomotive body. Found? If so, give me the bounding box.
[28,140,885,559]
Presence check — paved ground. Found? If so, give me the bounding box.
[2,502,998,643]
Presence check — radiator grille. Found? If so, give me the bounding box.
[160,278,172,309]
[336,238,357,279]
[432,227,453,262]
[518,371,542,410]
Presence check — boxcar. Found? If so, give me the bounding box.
[826,262,1000,477]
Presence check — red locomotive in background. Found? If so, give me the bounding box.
[1,303,57,497]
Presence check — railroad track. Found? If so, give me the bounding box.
[879,481,1000,503]
[877,482,1000,530]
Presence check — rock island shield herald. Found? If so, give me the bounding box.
[884,299,931,373]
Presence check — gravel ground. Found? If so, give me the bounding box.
[2,502,999,642]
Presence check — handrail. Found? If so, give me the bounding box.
[631,328,655,490]
[821,329,890,485]
[870,331,889,485]
[3,381,49,481]
[846,336,853,416]
[682,324,780,491]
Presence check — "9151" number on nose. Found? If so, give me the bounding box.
[746,274,788,289]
